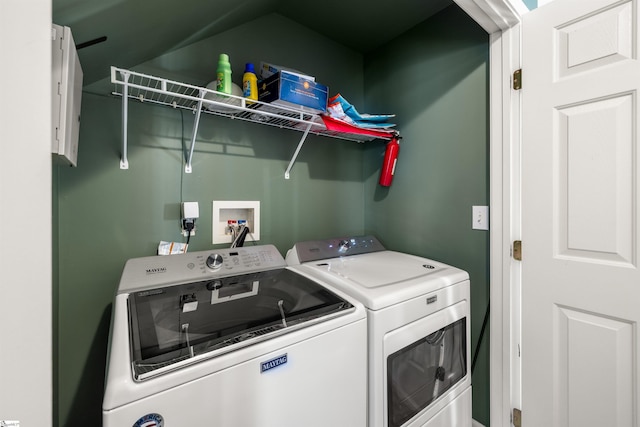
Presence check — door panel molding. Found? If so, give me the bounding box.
[555,92,635,266]
[554,305,635,427]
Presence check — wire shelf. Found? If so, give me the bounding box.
[111,66,396,176]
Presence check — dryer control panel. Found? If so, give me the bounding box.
[286,235,386,264]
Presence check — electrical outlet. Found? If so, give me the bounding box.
[472,206,489,230]
[182,219,196,236]
[181,201,199,236]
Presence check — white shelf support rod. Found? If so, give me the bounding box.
[285,123,313,179]
[120,70,130,169]
[185,89,206,173]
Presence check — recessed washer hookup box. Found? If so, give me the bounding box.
[258,71,328,114]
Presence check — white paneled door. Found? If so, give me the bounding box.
[522,0,640,426]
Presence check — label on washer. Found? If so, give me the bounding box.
[132,413,163,427]
[260,353,288,373]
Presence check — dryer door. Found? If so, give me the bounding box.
[383,300,469,427]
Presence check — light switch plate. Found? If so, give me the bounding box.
[472,205,489,230]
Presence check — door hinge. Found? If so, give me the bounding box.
[513,240,522,261]
[513,408,522,427]
[513,69,522,90]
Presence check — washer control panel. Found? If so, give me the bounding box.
[118,245,286,293]
[197,246,282,275]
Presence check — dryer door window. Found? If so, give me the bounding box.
[386,317,467,427]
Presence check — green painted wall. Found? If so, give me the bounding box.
[363,5,491,425]
[54,14,366,426]
[53,7,490,427]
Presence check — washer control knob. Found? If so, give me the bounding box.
[206,253,224,270]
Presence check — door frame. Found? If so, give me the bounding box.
[451,1,525,426]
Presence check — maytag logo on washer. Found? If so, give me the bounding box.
[261,353,288,373]
[132,413,163,427]
[145,267,167,275]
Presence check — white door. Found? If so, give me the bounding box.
[522,0,640,426]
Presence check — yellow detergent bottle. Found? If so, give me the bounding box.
[242,63,258,103]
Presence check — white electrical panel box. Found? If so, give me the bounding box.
[212,201,260,244]
[52,24,83,167]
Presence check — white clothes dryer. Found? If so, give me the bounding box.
[103,244,367,427]
[287,236,472,427]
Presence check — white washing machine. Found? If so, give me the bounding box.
[287,235,472,427]
[103,244,367,427]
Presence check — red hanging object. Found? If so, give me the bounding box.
[379,137,400,187]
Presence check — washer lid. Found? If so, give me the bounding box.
[127,267,357,380]
[299,251,469,310]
